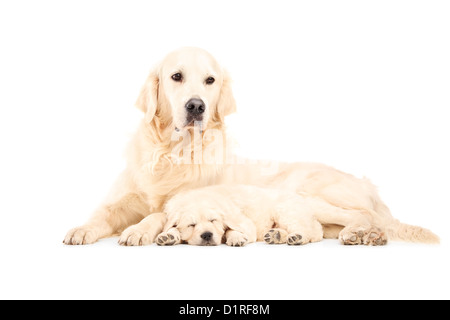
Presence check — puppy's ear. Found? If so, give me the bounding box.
[135,66,160,124]
[222,211,257,242]
[215,70,237,121]
[223,214,243,232]
[163,211,180,232]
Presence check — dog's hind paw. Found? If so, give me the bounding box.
[339,226,388,246]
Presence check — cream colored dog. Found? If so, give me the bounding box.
[63,47,439,246]
[156,184,376,247]
[64,47,236,246]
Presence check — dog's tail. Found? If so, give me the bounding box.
[386,220,440,244]
[374,200,439,244]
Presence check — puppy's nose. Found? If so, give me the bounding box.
[201,231,213,241]
[185,98,205,115]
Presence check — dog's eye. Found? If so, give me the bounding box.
[205,77,215,85]
[171,73,182,82]
[210,219,217,223]
[188,223,196,228]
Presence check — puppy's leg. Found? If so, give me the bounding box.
[64,192,149,245]
[282,219,324,246]
[223,212,257,246]
[263,228,288,244]
[118,212,166,246]
[225,230,250,247]
[156,227,182,246]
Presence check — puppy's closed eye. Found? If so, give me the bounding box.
[188,223,196,228]
[210,219,217,223]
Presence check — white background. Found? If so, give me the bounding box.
[0,0,449,300]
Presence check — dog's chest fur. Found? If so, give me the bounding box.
[132,124,225,211]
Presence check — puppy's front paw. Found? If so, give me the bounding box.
[264,228,288,244]
[226,231,248,247]
[287,233,304,245]
[156,232,180,246]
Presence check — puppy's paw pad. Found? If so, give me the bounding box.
[264,229,285,244]
[287,233,303,245]
[156,232,179,246]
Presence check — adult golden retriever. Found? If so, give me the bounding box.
[63,47,439,246]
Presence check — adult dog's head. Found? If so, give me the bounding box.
[136,47,236,132]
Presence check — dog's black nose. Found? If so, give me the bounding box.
[185,98,205,115]
[201,232,213,241]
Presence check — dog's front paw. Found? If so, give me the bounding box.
[156,232,180,246]
[118,226,155,246]
[63,226,99,245]
[226,231,249,247]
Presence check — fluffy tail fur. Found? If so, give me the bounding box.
[374,200,439,244]
[387,220,440,244]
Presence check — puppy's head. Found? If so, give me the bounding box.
[136,47,236,132]
[163,191,240,246]
[165,210,225,246]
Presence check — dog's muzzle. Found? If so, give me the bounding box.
[200,231,215,246]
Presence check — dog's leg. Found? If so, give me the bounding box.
[64,192,150,245]
[307,198,388,246]
[119,212,166,246]
[156,227,181,246]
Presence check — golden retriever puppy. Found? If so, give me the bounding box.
[64,47,439,246]
[156,184,387,247]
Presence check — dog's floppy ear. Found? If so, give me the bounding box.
[216,69,237,121]
[222,210,257,242]
[135,66,160,124]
